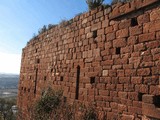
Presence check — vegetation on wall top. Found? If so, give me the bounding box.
[31,0,133,41]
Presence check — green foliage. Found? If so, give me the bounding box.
[86,0,104,10]
[38,25,47,34]
[35,88,62,114]
[81,105,98,120]
[30,88,99,120]
[103,4,111,9]
[0,98,17,120]
[111,0,132,5]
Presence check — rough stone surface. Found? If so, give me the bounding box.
[17,0,160,119]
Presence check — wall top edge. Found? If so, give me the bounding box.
[24,0,159,49]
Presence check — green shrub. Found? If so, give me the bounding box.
[86,0,104,10]
[111,0,132,5]
[81,106,98,120]
[36,88,62,114]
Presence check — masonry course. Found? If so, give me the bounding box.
[18,0,160,119]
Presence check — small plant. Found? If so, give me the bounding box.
[32,88,63,120]
[59,19,73,27]
[111,0,132,5]
[81,105,98,120]
[86,0,104,10]
[36,88,62,113]
[103,4,111,9]
[38,25,47,34]
[48,24,57,30]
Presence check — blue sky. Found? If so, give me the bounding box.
[0,0,111,74]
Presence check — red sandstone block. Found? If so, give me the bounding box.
[117,70,124,77]
[102,19,109,28]
[133,101,142,108]
[87,50,92,58]
[110,102,118,109]
[118,92,127,99]
[106,32,115,41]
[113,38,127,47]
[153,53,160,61]
[151,48,160,55]
[92,61,100,67]
[131,77,142,84]
[97,83,106,90]
[102,70,108,76]
[106,84,116,91]
[119,3,130,14]
[120,98,132,106]
[98,42,104,48]
[105,41,112,49]
[128,106,142,115]
[101,60,113,66]
[152,67,160,75]
[142,103,160,119]
[85,58,94,63]
[134,43,145,52]
[91,22,101,31]
[137,68,150,76]
[87,32,93,38]
[124,84,134,92]
[116,28,129,38]
[112,65,122,70]
[135,84,149,94]
[149,85,160,95]
[101,49,109,56]
[127,36,138,45]
[93,48,100,57]
[108,112,119,120]
[129,26,142,36]
[121,114,134,120]
[119,19,131,29]
[139,32,155,43]
[156,31,160,39]
[96,11,103,18]
[117,84,124,91]
[146,41,160,49]
[114,58,128,65]
[121,45,133,54]
[105,26,113,34]
[125,69,136,77]
[142,94,154,104]
[113,23,119,32]
[144,20,160,33]
[150,8,160,21]
[128,92,138,101]
[99,90,109,96]
[82,18,87,25]
[97,28,104,35]
[85,26,91,33]
[109,6,119,19]
[137,13,150,24]
[87,15,92,22]
[119,77,130,84]
[142,55,153,62]
[140,61,154,68]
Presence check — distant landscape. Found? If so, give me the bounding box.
[0,73,19,98]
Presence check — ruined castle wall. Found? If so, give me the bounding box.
[18,0,160,119]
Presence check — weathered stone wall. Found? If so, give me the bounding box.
[18,0,160,119]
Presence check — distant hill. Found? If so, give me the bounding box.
[0,73,19,89]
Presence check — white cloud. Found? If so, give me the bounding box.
[0,52,21,74]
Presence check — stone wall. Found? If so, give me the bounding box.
[18,0,160,119]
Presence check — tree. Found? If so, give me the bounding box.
[86,0,104,10]
[0,98,17,120]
